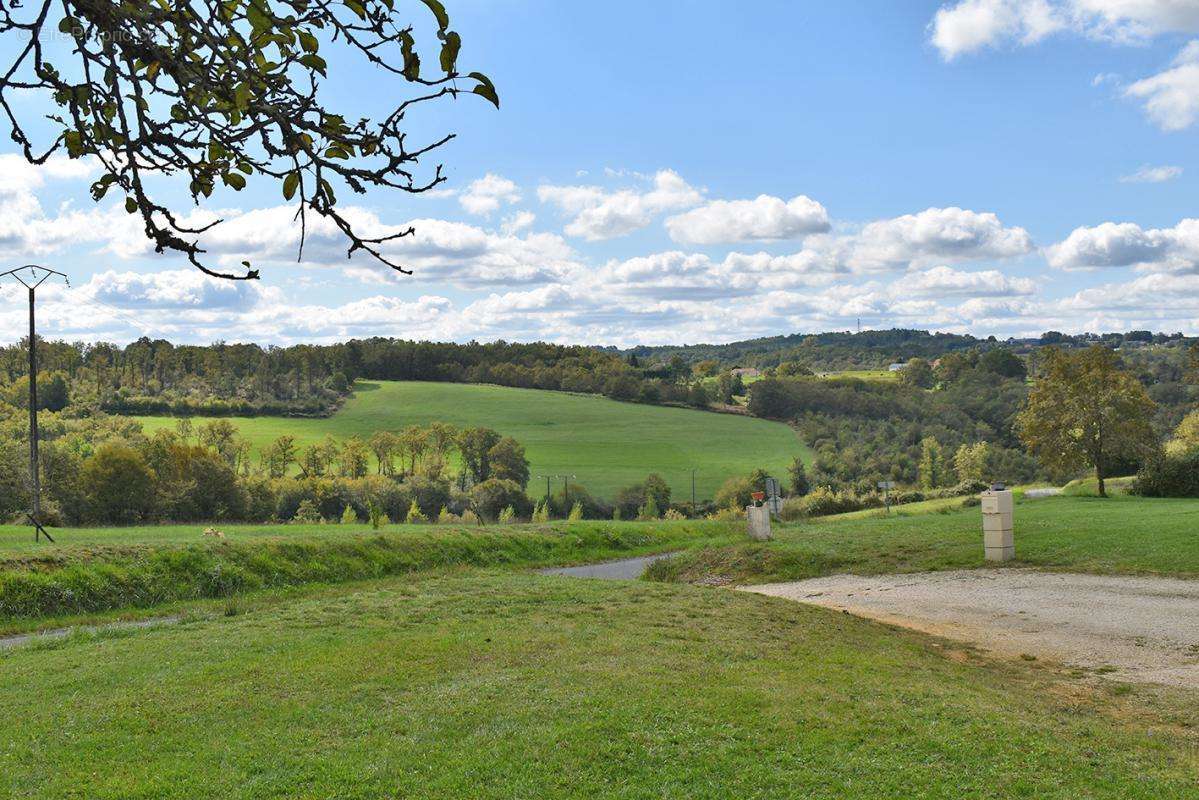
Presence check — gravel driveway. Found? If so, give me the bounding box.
[744,569,1199,686]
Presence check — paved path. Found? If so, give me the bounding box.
[539,552,677,580]
[744,569,1199,686]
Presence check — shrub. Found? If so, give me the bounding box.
[531,500,550,523]
[292,499,321,524]
[568,502,583,521]
[498,505,516,523]
[663,508,686,521]
[1131,451,1199,498]
[714,476,754,510]
[637,496,660,520]
[80,443,156,524]
[471,478,532,521]
[437,506,458,524]
[405,500,428,524]
[340,505,358,525]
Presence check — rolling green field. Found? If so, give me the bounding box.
[133,381,809,499]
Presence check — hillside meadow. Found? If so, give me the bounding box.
[133,381,810,499]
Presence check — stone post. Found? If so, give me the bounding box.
[980,487,1014,562]
[746,505,772,541]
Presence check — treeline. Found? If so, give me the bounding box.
[0,409,748,527]
[748,354,1045,490]
[0,336,713,417]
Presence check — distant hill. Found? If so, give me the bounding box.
[619,328,1194,372]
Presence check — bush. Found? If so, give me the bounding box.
[405,500,428,524]
[292,499,321,524]
[340,505,358,525]
[1131,451,1199,498]
[568,502,583,521]
[470,478,532,522]
[714,476,754,510]
[80,443,157,524]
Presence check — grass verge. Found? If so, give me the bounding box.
[0,520,736,622]
[648,494,1199,585]
[1,571,1194,798]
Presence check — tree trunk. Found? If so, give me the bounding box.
[1096,467,1106,498]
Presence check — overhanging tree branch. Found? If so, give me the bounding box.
[0,0,498,280]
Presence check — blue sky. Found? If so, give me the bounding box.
[1,0,1197,346]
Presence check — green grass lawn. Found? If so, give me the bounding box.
[1,570,1195,798]
[133,381,810,499]
[649,494,1199,585]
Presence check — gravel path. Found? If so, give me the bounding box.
[539,552,677,580]
[744,569,1199,686]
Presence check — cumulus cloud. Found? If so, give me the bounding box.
[1119,164,1184,183]
[1047,218,1199,271]
[458,174,521,216]
[537,169,703,240]
[901,265,1038,296]
[930,0,1063,60]
[664,194,831,245]
[1124,40,1199,130]
[930,0,1199,59]
[844,206,1035,271]
[178,206,582,288]
[81,269,260,311]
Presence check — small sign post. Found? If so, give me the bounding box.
[765,477,782,516]
[877,481,896,513]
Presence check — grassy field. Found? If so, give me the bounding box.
[648,494,1199,585]
[818,368,899,382]
[1,569,1195,798]
[133,381,810,499]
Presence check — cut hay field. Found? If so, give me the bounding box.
[132,381,810,499]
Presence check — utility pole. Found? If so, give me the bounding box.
[2,266,69,543]
[690,469,697,516]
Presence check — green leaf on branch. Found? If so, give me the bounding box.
[125,197,139,214]
[469,72,500,108]
[439,31,461,74]
[421,0,450,32]
[283,172,300,200]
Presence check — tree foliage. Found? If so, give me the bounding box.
[0,0,497,279]
[1017,346,1157,496]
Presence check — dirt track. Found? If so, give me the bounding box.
[745,569,1199,686]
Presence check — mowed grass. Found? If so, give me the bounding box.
[649,494,1199,585]
[134,381,810,498]
[1,570,1195,798]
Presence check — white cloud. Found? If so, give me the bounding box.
[844,206,1035,271]
[537,169,703,240]
[181,206,582,288]
[1119,164,1184,182]
[664,194,831,245]
[501,210,536,235]
[930,1,1199,59]
[1124,40,1199,130]
[80,269,260,311]
[930,0,1064,60]
[458,174,521,216]
[1047,218,1199,271]
[901,265,1038,296]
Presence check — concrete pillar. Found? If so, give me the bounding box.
[746,505,772,541]
[980,488,1014,562]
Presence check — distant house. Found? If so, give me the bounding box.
[731,367,761,379]
[887,363,906,372]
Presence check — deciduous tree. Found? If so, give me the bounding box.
[1017,346,1157,497]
